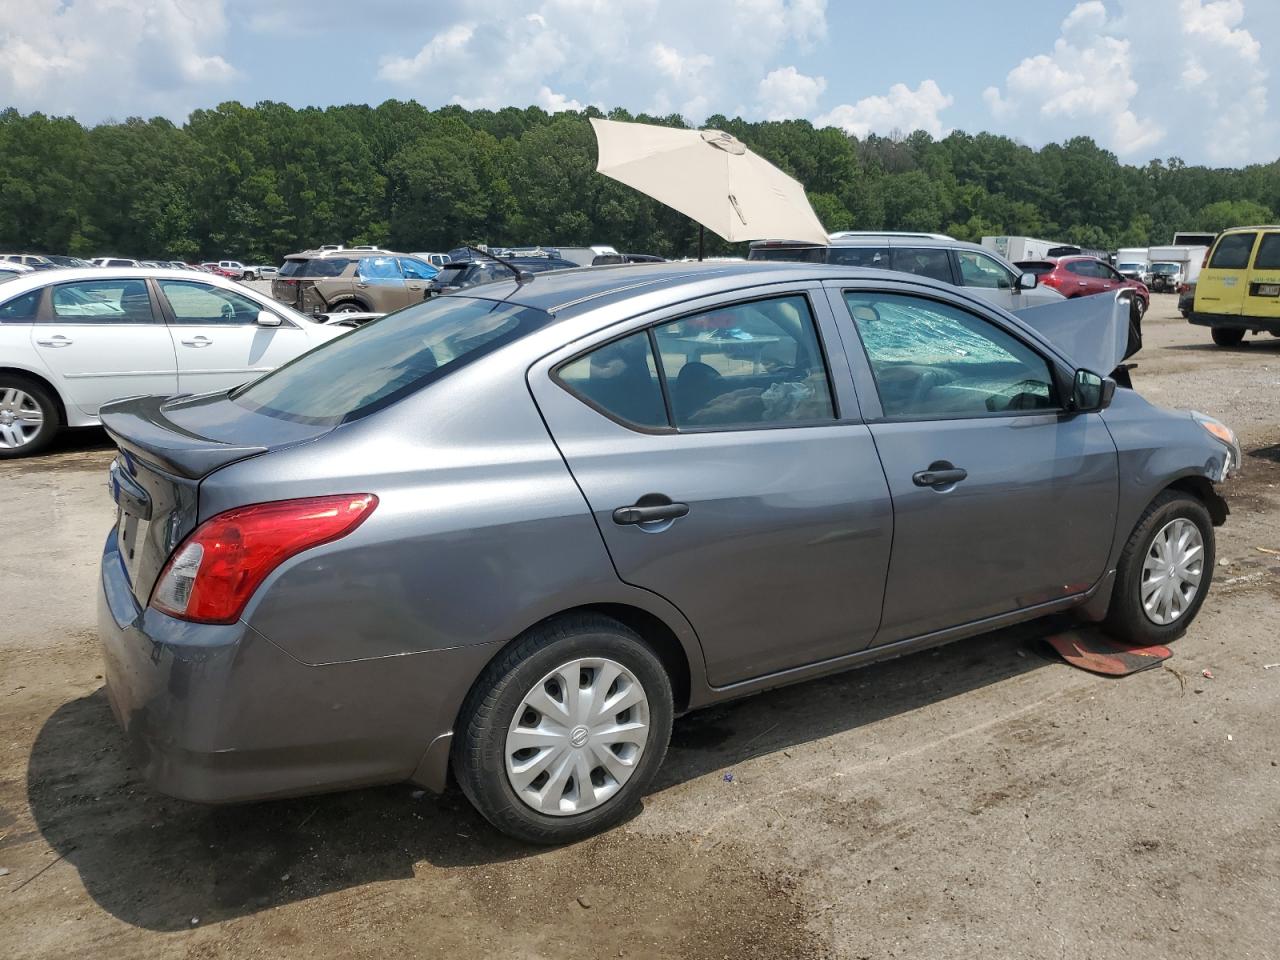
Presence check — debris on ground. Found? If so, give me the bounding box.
[1255,546,1280,556]
[1264,663,1280,670]
[410,790,426,800]
[722,772,735,783]
[577,895,592,909]
[1163,662,1191,693]
[1203,668,1215,679]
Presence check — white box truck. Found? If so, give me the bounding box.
[1147,245,1208,289]
[981,236,1059,263]
[1115,247,1150,281]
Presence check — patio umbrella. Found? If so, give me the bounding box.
[590,117,829,257]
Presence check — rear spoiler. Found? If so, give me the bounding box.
[100,395,267,480]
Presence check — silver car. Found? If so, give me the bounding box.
[98,261,1238,844]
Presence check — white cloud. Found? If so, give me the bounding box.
[757,66,826,120]
[983,0,1271,161]
[535,86,584,113]
[377,0,828,122]
[0,0,236,121]
[816,80,954,138]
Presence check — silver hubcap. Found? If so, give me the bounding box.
[0,388,43,449]
[505,657,650,817]
[1141,518,1205,625]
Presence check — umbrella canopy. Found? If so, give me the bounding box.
[590,117,829,247]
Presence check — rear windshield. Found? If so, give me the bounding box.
[747,245,826,263]
[1015,261,1056,276]
[231,296,551,425]
[1208,232,1257,270]
[278,257,353,278]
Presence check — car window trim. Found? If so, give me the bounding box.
[832,286,1067,424]
[551,288,845,435]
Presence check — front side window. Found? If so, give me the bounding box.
[558,295,836,430]
[0,288,40,322]
[956,250,1014,289]
[233,296,549,425]
[398,257,437,281]
[158,280,270,325]
[50,279,155,323]
[891,247,953,283]
[1209,232,1257,270]
[844,292,1055,418]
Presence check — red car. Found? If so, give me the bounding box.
[1017,256,1149,316]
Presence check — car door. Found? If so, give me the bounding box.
[528,288,894,687]
[398,257,436,305]
[1243,231,1280,320]
[31,277,178,416]
[354,256,406,312]
[154,278,312,393]
[830,284,1118,643]
[1197,231,1256,317]
[954,248,1020,310]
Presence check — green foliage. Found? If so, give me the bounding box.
[1,101,1277,260]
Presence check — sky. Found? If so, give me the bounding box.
[1,0,1277,167]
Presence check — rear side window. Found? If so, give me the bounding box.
[50,279,156,323]
[1252,233,1280,270]
[0,288,40,322]
[357,256,402,282]
[891,247,953,283]
[558,295,836,430]
[232,296,549,425]
[747,245,826,263]
[279,258,352,278]
[1209,233,1257,269]
[827,246,889,268]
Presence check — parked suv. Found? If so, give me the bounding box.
[1190,226,1280,346]
[97,261,1237,845]
[272,249,439,314]
[1016,256,1149,316]
[748,234,1062,311]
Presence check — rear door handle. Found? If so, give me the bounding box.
[36,335,73,347]
[181,336,212,347]
[913,463,968,488]
[612,495,690,525]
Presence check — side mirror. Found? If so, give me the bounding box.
[1018,271,1039,290]
[1072,368,1116,412]
[256,310,282,327]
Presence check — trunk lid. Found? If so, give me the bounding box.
[102,392,334,605]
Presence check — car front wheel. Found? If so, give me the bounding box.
[0,378,59,458]
[1105,491,1215,644]
[453,614,674,844]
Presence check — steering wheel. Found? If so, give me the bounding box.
[220,301,234,321]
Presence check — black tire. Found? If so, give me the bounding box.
[330,301,369,314]
[1104,491,1215,645]
[1134,297,1146,318]
[453,614,674,845]
[0,375,60,459]
[1211,327,1245,347]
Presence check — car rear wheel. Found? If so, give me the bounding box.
[453,614,673,844]
[330,301,369,314]
[0,377,59,459]
[1105,491,1214,645]
[1211,327,1245,347]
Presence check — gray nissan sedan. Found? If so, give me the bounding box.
[98,262,1239,844]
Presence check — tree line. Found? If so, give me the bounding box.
[1,100,1277,263]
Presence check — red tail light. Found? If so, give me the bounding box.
[1039,272,1062,289]
[150,494,377,624]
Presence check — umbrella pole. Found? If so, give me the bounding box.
[698,224,704,262]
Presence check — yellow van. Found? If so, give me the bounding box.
[1191,225,1280,345]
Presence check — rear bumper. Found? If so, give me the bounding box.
[97,529,495,802]
[1188,311,1280,333]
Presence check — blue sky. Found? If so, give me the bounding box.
[2,0,1277,166]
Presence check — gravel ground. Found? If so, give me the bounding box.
[1,293,1277,959]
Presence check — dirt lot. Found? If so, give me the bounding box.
[1,293,1278,959]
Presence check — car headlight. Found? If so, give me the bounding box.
[1191,411,1241,479]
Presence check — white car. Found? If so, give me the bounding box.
[91,257,141,268]
[0,268,345,457]
[242,265,278,280]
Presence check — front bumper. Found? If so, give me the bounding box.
[98,529,495,802]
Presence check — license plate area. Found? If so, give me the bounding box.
[1252,283,1280,297]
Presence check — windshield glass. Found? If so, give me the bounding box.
[1152,263,1179,274]
[232,296,552,425]
[1117,263,1143,271]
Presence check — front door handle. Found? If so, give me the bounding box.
[613,494,690,525]
[36,335,73,347]
[181,336,212,347]
[913,462,968,488]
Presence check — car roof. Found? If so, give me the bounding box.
[451,260,930,317]
[0,266,284,296]
[754,235,992,254]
